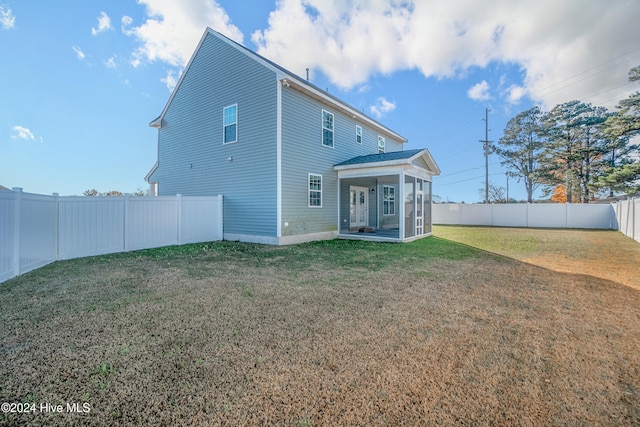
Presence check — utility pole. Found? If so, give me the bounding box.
[506,172,509,203]
[480,108,491,203]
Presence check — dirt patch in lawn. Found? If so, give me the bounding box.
[1,233,639,426]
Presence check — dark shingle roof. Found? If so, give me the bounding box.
[334,149,424,167]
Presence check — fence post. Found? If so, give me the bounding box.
[123,194,130,252]
[621,200,625,234]
[53,193,60,260]
[176,194,183,245]
[626,199,631,238]
[11,188,22,278]
[491,203,494,226]
[619,201,622,232]
[634,198,637,242]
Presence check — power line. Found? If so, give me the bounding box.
[424,47,640,155]
[438,161,502,179]
[438,172,505,187]
[582,80,638,106]
[533,47,640,98]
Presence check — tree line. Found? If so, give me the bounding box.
[492,66,640,203]
[83,188,147,197]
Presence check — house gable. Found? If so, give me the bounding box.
[334,149,441,178]
[149,28,279,239]
[152,28,406,140]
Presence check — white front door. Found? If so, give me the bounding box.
[350,186,368,228]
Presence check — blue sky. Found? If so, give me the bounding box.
[2,0,639,202]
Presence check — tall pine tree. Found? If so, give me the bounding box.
[540,101,590,203]
[540,101,610,203]
[600,65,640,196]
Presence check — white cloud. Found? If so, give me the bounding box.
[12,126,35,141]
[72,45,85,60]
[123,0,242,69]
[105,55,117,69]
[0,3,15,29]
[468,80,491,101]
[91,11,112,35]
[357,84,371,94]
[370,97,396,119]
[161,69,181,91]
[505,84,527,104]
[250,0,640,109]
[121,15,134,35]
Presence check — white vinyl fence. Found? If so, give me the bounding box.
[433,203,617,230]
[0,189,223,283]
[613,198,639,243]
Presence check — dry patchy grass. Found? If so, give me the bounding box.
[435,226,640,290]
[0,228,639,426]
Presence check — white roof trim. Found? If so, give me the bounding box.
[150,29,211,128]
[335,164,434,181]
[145,162,158,182]
[149,117,162,129]
[334,149,441,176]
[410,148,441,176]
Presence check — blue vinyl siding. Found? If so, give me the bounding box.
[149,29,409,242]
[280,87,404,237]
[152,32,278,237]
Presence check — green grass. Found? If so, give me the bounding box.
[432,224,620,260]
[24,236,479,284]
[1,228,638,426]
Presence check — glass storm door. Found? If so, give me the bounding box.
[416,180,424,235]
[350,186,368,228]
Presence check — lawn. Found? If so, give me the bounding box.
[1,226,639,426]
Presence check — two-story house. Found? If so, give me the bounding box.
[146,28,440,245]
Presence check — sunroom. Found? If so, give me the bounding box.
[334,148,441,242]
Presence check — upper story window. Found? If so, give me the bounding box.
[322,110,334,148]
[356,125,362,144]
[378,135,385,153]
[223,104,237,144]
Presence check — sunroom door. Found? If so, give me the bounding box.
[350,186,368,228]
[416,181,424,235]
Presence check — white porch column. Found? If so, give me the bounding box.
[398,171,404,241]
[336,177,341,233]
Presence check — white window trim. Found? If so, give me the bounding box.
[308,173,323,208]
[356,125,362,144]
[383,185,395,216]
[378,135,385,153]
[223,103,238,145]
[322,109,334,149]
